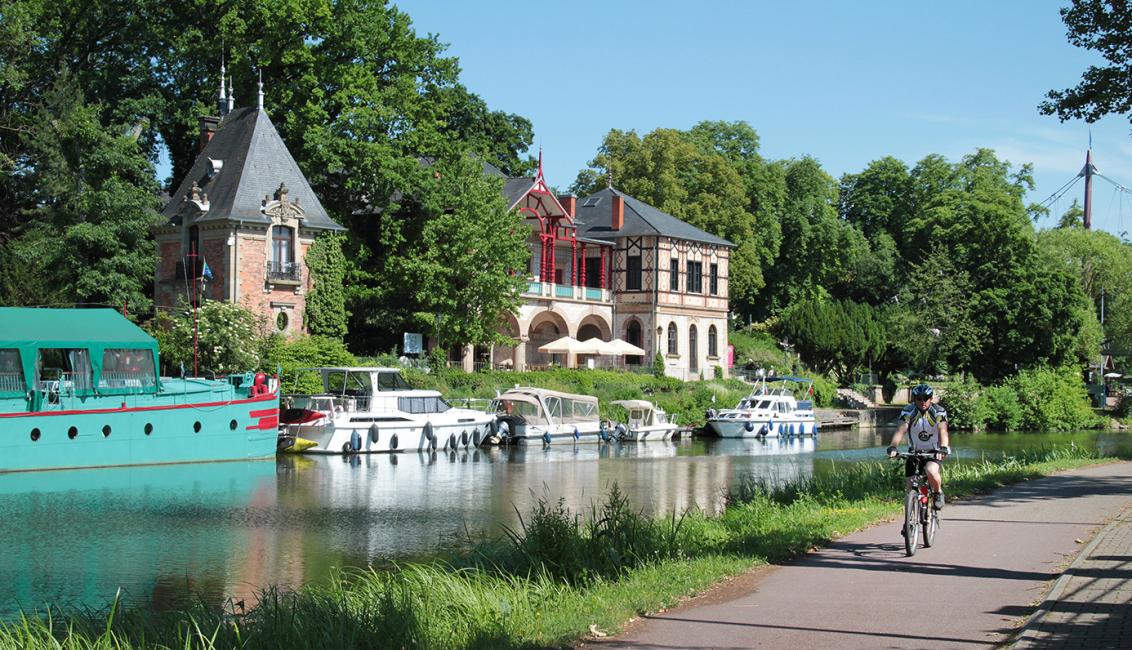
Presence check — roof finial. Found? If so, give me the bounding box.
[257,69,264,110]
[227,75,235,113]
[218,57,227,117]
[538,147,543,178]
[607,169,613,189]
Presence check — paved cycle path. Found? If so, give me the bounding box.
[587,461,1132,649]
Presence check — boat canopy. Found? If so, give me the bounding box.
[0,308,160,398]
[497,387,600,424]
[611,399,655,410]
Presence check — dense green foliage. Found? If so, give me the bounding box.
[303,233,349,338]
[780,299,886,382]
[940,366,1101,432]
[264,334,356,395]
[1,445,1102,649]
[146,299,264,376]
[1040,0,1132,127]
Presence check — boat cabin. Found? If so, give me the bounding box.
[0,308,161,412]
[493,388,600,427]
[298,366,454,415]
[611,399,669,428]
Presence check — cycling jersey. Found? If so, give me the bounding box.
[899,403,947,451]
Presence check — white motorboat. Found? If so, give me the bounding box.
[492,387,605,444]
[611,399,680,441]
[706,376,818,438]
[279,367,496,453]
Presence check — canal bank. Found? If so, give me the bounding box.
[589,459,1132,649]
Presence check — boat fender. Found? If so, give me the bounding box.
[542,431,552,445]
[390,433,399,450]
[350,430,362,452]
[341,441,352,455]
[430,434,437,450]
[573,426,580,441]
[599,427,610,443]
[369,423,380,444]
[744,420,754,432]
[461,430,469,447]
[758,424,767,436]
[424,422,435,442]
[473,427,483,447]
[448,433,457,450]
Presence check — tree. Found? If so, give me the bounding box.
[393,156,531,351]
[570,122,782,314]
[146,299,265,376]
[779,298,886,382]
[1040,0,1132,126]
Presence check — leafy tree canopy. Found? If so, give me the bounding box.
[1040,0,1132,126]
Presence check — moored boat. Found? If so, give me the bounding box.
[491,387,605,444]
[706,376,818,438]
[611,399,680,441]
[279,367,496,453]
[0,308,279,472]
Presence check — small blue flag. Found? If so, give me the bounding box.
[201,261,213,281]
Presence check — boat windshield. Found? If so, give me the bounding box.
[326,370,372,396]
[376,371,412,391]
[397,396,452,414]
[498,398,542,420]
[755,399,773,410]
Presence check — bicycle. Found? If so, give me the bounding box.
[892,449,943,557]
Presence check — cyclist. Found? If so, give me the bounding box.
[887,383,951,509]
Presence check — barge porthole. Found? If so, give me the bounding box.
[193,421,202,433]
[102,425,111,437]
[144,422,153,435]
[67,426,78,439]
[229,419,238,430]
[30,428,40,442]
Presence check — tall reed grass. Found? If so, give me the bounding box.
[0,443,1104,649]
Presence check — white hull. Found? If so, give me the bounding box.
[291,411,495,454]
[708,417,818,438]
[620,424,681,442]
[504,422,605,445]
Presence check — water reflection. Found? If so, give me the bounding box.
[0,460,277,617]
[2,428,1129,617]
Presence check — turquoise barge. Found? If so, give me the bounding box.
[0,308,279,472]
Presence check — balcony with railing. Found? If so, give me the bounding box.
[267,260,302,284]
[523,281,610,304]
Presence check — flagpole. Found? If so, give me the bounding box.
[189,244,199,378]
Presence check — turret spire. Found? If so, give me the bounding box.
[218,58,227,117]
[257,69,264,110]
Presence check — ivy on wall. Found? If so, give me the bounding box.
[304,233,349,338]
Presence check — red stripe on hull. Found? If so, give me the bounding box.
[248,415,279,431]
[0,392,277,418]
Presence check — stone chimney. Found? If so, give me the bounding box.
[612,194,624,230]
[559,195,576,218]
[198,116,220,153]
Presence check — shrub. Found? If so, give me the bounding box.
[981,384,1023,431]
[1007,366,1098,431]
[652,352,665,378]
[265,335,356,394]
[939,375,984,431]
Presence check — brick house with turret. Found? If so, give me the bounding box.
[152,69,344,334]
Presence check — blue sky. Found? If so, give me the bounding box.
[395,0,1132,237]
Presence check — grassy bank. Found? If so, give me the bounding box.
[2,444,1109,649]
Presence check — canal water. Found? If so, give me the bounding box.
[1,428,1130,616]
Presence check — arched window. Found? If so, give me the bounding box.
[689,325,699,374]
[667,322,678,356]
[708,325,718,357]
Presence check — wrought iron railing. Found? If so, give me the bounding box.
[267,260,302,282]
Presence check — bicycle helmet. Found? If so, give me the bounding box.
[911,384,934,400]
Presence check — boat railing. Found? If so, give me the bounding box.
[449,397,494,413]
[97,371,156,393]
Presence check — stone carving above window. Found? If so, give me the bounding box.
[261,181,305,226]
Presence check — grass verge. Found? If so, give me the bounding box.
[0,444,1111,649]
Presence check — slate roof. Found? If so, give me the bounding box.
[161,107,343,231]
[574,188,733,247]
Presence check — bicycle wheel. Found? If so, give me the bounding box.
[903,489,919,556]
[923,506,938,548]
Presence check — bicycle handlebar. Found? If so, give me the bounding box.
[891,449,944,460]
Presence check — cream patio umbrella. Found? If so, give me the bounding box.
[537,336,585,368]
[604,338,647,356]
